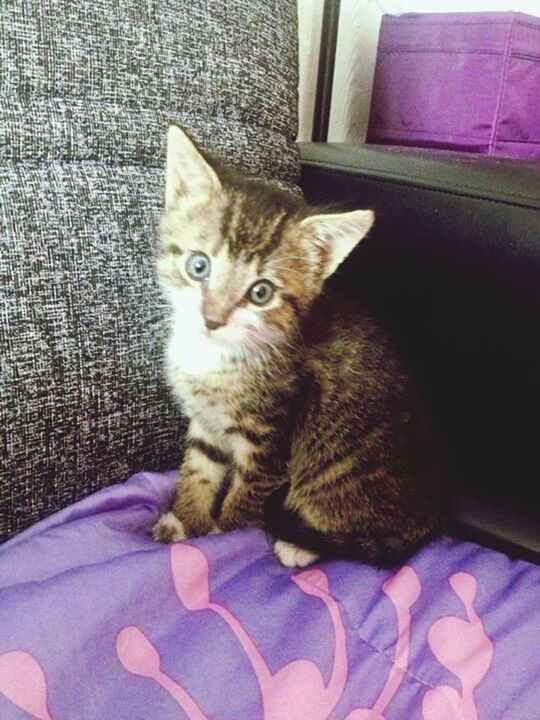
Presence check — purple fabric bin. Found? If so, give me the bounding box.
[367,12,540,159]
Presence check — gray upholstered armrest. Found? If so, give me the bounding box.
[0,0,300,541]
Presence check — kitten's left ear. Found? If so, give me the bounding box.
[165,124,222,208]
[299,209,375,280]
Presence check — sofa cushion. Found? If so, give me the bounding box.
[0,0,300,540]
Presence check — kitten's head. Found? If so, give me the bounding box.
[158,125,374,360]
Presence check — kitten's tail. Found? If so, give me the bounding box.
[263,484,431,569]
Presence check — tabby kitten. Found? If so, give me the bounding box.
[152,124,444,568]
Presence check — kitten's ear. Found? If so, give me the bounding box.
[165,124,221,208]
[299,209,375,280]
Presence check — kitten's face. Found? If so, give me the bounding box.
[158,197,310,358]
[158,126,374,363]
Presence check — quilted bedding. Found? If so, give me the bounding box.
[0,471,538,719]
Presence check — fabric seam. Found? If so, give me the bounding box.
[297,572,463,703]
[368,126,494,141]
[489,15,516,156]
[0,93,295,142]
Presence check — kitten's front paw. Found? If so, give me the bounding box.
[273,539,319,568]
[152,512,187,543]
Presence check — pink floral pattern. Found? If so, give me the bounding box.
[116,545,492,720]
[0,546,495,720]
[1,472,536,720]
[423,574,494,720]
[0,651,52,720]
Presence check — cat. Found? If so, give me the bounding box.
[152,124,445,568]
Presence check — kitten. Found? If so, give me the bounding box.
[152,124,445,568]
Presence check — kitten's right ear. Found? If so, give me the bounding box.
[299,209,375,280]
[165,125,221,208]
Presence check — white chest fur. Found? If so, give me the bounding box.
[166,325,249,444]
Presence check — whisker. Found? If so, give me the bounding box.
[267,255,310,262]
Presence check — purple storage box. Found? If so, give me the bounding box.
[367,12,540,159]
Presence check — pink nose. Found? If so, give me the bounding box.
[204,317,225,331]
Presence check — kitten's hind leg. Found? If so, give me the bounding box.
[264,484,321,567]
[273,539,319,568]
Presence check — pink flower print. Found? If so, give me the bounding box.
[345,566,422,720]
[170,543,349,720]
[423,572,494,720]
[116,626,209,720]
[0,650,53,720]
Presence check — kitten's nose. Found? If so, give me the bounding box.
[204,317,225,331]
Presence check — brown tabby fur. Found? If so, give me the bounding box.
[152,125,445,567]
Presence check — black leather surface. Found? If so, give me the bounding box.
[299,142,540,564]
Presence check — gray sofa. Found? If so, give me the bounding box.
[0,0,300,540]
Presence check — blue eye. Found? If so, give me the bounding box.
[248,280,274,306]
[186,252,211,281]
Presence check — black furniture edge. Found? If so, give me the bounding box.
[312,0,341,142]
[299,142,540,210]
[298,141,540,566]
[450,495,540,566]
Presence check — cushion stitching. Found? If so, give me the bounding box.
[298,573,460,700]
[0,93,296,140]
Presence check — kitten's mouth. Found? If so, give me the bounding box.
[202,324,234,346]
[204,326,224,339]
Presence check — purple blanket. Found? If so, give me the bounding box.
[1,472,539,719]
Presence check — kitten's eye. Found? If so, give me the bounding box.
[248,280,275,306]
[186,252,211,281]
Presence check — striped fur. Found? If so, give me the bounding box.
[153,126,446,567]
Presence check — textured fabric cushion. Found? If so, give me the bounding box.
[0,0,300,540]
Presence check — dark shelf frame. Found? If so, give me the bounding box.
[311,0,341,142]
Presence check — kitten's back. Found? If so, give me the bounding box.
[265,292,446,567]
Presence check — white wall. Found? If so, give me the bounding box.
[297,0,324,142]
[297,0,384,143]
[328,0,383,144]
